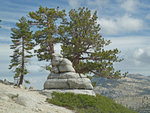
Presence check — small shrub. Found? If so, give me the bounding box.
[46,92,137,113]
[11,94,19,99]
[87,75,97,87]
[24,80,30,84]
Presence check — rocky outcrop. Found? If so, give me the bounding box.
[43,53,95,96]
[0,79,14,85]
[0,82,74,113]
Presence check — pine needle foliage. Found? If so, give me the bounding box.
[59,7,127,79]
[28,6,66,61]
[9,17,34,86]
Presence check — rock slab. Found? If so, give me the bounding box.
[42,89,96,96]
[44,53,94,95]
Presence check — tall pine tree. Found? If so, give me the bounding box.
[29,6,66,62]
[9,17,34,86]
[59,7,126,79]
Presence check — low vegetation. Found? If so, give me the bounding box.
[46,92,137,113]
[11,94,19,99]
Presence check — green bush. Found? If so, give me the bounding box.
[46,92,137,113]
[11,94,19,99]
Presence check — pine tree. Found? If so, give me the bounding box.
[59,7,127,79]
[9,17,34,86]
[28,6,66,62]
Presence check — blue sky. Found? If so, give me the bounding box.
[0,0,150,89]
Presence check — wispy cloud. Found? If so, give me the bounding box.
[146,13,150,20]
[67,0,81,8]
[106,36,147,50]
[0,0,38,12]
[1,18,18,23]
[106,36,150,75]
[0,44,12,61]
[1,25,12,30]
[0,11,27,19]
[0,44,12,74]
[120,0,139,13]
[99,15,144,35]
[134,47,150,65]
[87,0,109,8]
[0,36,11,42]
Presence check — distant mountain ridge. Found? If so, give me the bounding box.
[93,74,150,112]
[94,74,150,98]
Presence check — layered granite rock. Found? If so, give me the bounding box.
[43,53,95,96]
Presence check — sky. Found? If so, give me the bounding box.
[0,0,150,89]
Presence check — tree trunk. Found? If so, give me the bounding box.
[18,37,25,86]
[47,22,54,59]
[78,67,89,73]
[48,40,54,62]
[73,56,80,73]
[49,41,54,54]
[73,58,79,67]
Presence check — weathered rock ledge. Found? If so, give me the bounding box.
[43,53,95,96]
[42,89,96,97]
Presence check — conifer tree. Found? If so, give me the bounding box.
[59,7,127,78]
[28,6,66,62]
[9,17,34,86]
